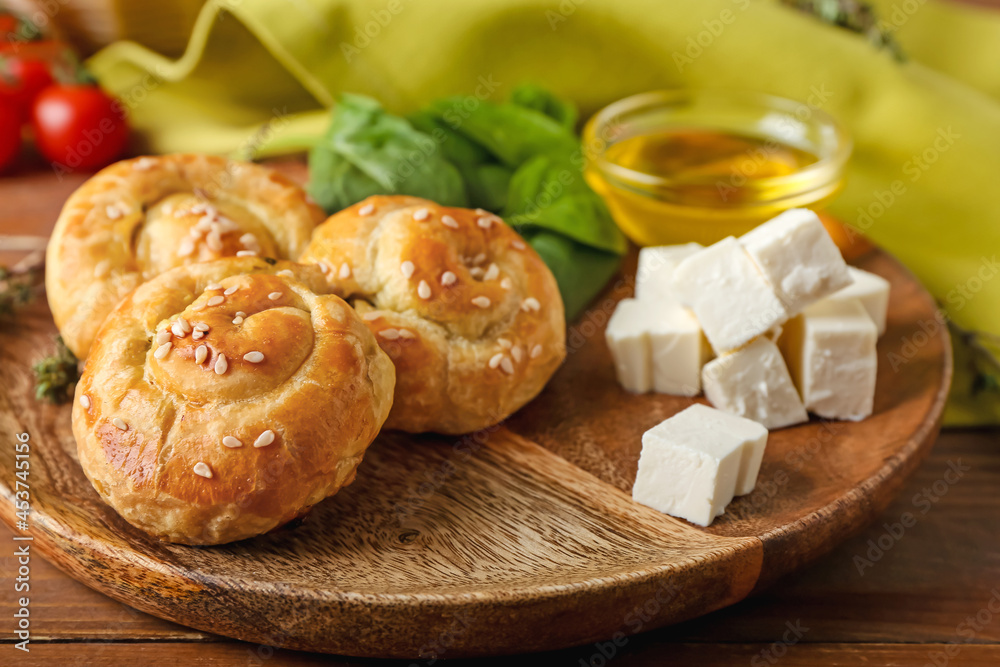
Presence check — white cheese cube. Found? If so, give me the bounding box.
[606,298,711,396]
[635,243,703,303]
[739,208,852,314]
[673,237,789,354]
[702,337,808,431]
[633,404,769,525]
[606,299,654,393]
[649,307,711,396]
[826,266,891,336]
[780,299,878,421]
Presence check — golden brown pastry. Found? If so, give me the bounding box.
[72,258,395,545]
[300,195,566,434]
[46,154,324,359]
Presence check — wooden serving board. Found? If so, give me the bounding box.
[0,230,950,659]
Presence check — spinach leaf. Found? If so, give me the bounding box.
[510,83,578,131]
[308,93,467,212]
[524,230,621,320]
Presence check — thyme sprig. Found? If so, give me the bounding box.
[33,335,79,404]
[781,0,906,62]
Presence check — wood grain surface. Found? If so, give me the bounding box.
[0,161,953,660]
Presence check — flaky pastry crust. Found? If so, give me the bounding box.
[72,258,395,545]
[46,154,324,359]
[300,195,566,434]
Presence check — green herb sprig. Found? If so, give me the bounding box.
[33,335,79,404]
[781,0,906,62]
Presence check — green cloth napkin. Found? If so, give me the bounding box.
[86,0,1000,425]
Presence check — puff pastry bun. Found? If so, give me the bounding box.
[301,196,566,434]
[47,154,324,359]
[72,258,395,545]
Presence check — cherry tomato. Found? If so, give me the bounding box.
[0,101,22,170]
[31,84,129,171]
[0,58,54,121]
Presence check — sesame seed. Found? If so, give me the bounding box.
[472,296,491,308]
[195,218,213,232]
[277,269,294,278]
[339,263,351,279]
[215,354,228,375]
[522,297,541,312]
[206,283,223,291]
[191,303,205,312]
[80,394,91,409]
[501,277,513,290]
[470,267,485,279]
[154,342,173,359]
[441,271,457,286]
[531,344,543,359]
[239,232,257,247]
[194,322,210,332]
[113,417,128,431]
[489,353,504,369]
[379,328,400,340]
[362,311,380,321]
[171,321,187,337]
[193,462,213,478]
[413,208,430,221]
[417,280,431,299]
[207,294,224,305]
[254,430,275,448]
[232,316,244,325]
[236,311,246,318]
[473,253,487,264]
[359,203,376,216]
[224,286,238,295]
[483,263,500,281]
[94,260,110,278]
[318,261,330,274]
[155,330,171,345]
[195,345,208,365]
[441,214,458,228]
[244,351,265,363]
[105,205,122,220]
[177,239,195,257]
[133,157,156,171]
[475,208,489,215]
[222,436,242,448]
[206,231,223,252]
[400,261,415,279]
[399,328,416,339]
[236,250,257,257]
[498,338,512,349]
[268,291,282,301]
[500,357,515,374]
[511,345,523,363]
[178,317,191,333]
[512,240,527,250]
[192,330,204,341]
[477,216,493,229]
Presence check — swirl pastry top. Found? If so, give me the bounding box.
[72,258,395,545]
[46,154,324,359]
[300,195,566,434]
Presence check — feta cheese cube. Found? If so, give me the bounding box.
[633,404,769,525]
[739,208,852,314]
[606,299,654,393]
[826,266,891,336]
[780,298,878,421]
[702,337,808,431]
[673,237,789,354]
[635,243,703,303]
[606,298,711,396]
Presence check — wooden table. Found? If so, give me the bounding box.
[2,166,999,666]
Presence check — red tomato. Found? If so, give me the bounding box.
[31,85,129,171]
[0,101,22,170]
[0,58,54,121]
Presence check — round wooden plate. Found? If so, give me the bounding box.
[0,231,951,659]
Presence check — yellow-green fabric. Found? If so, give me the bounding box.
[86,0,1000,425]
